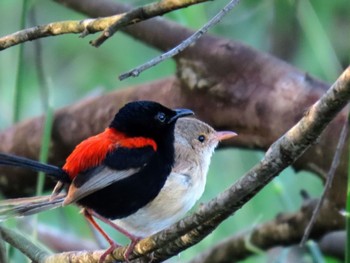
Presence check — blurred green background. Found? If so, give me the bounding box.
[0,0,349,262]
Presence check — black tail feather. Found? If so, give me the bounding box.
[0,153,70,183]
[0,194,65,220]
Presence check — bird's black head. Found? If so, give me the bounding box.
[109,101,194,139]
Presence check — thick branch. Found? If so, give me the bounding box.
[0,226,49,262]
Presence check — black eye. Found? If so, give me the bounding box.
[157,112,166,122]
[198,135,206,143]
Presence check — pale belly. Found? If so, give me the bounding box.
[113,170,205,237]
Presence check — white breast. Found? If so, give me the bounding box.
[113,166,206,237]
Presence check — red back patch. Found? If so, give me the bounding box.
[63,128,157,179]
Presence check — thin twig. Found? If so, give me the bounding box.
[91,0,210,47]
[0,16,119,51]
[300,113,349,245]
[118,0,241,80]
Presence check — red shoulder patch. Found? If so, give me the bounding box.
[63,128,157,179]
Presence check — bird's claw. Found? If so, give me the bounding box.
[123,237,141,262]
[99,242,121,263]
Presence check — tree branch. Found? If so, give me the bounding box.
[301,117,349,245]
[0,225,49,262]
[90,0,211,47]
[0,16,119,50]
[0,0,209,50]
[54,0,194,53]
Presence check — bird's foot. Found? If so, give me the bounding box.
[98,237,141,263]
[123,236,142,262]
[99,242,121,263]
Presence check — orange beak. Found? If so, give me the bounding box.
[215,131,237,141]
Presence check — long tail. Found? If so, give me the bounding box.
[0,153,70,183]
[0,194,65,221]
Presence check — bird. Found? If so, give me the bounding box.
[0,100,193,261]
[0,113,237,261]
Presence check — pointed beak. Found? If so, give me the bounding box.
[215,131,237,141]
[168,108,194,123]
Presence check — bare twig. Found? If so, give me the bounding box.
[0,16,116,50]
[91,0,210,47]
[0,16,124,50]
[300,114,349,245]
[118,0,241,80]
[0,0,209,51]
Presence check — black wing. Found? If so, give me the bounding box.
[63,146,155,205]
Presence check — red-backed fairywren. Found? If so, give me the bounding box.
[0,102,236,261]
